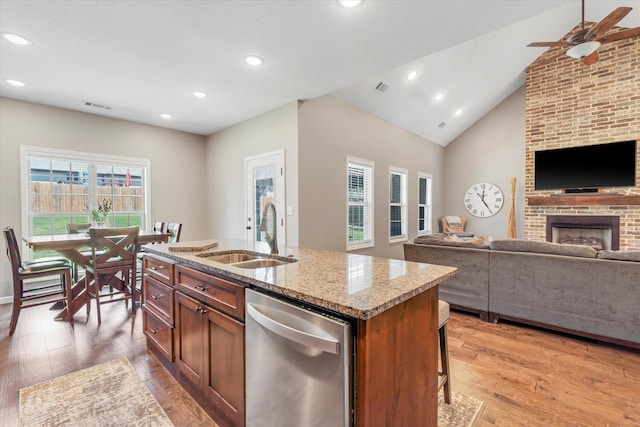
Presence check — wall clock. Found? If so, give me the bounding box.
[464,182,504,217]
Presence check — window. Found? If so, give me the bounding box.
[389,166,407,242]
[21,146,150,238]
[347,157,374,250]
[418,173,433,235]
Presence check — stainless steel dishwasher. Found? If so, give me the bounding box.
[245,289,352,427]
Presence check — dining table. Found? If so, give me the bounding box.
[23,230,170,320]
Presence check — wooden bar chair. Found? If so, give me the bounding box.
[166,222,182,243]
[84,226,139,324]
[438,300,452,404]
[3,226,73,336]
[153,221,164,233]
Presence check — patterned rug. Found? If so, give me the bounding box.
[439,390,484,427]
[19,357,173,426]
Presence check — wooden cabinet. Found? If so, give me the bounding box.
[142,254,176,364]
[174,265,245,427]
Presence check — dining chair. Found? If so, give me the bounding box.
[166,222,182,243]
[66,222,93,281]
[153,221,165,233]
[438,300,452,404]
[84,226,139,324]
[3,226,73,335]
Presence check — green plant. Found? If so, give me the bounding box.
[90,198,112,224]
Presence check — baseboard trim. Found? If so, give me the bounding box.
[0,296,13,305]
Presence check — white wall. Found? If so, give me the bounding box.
[443,85,526,240]
[0,97,208,302]
[205,101,299,245]
[298,95,445,260]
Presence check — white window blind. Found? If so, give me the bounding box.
[389,166,407,243]
[418,173,433,235]
[347,157,374,250]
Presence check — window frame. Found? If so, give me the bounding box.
[417,172,433,236]
[20,146,151,239]
[389,166,408,243]
[346,156,374,251]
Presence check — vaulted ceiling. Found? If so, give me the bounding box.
[1,1,638,146]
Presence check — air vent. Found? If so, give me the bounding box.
[373,81,388,94]
[438,121,447,128]
[84,101,112,110]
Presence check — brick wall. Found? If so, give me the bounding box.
[525,26,640,250]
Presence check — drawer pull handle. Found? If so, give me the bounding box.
[150,328,158,334]
[195,285,207,292]
[151,294,161,300]
[149,265,164,271]
[195,306,207,315]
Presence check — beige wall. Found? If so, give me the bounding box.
[205,101,299,245]
[298,95,444,260]
[0,97,208,302]
[443,86,526,240]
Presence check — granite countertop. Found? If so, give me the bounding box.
[143,239,457,320]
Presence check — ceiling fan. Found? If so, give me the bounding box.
[528,0,640,66]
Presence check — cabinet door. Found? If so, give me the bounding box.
[204,306,245,427]
[175,292,205,391]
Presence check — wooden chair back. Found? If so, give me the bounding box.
[4,226,23,289]
[167,222,182,243]
[88,226,140,272]
[153,221,165,233]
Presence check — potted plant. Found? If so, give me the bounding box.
[90,198,112,227]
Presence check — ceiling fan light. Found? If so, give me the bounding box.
[566,41,600,59]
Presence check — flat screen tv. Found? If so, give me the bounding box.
[534,140,637,191]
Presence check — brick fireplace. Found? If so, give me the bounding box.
[524,24,640,250]
[546,215,619,250]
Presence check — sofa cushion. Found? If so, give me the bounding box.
[489,239,597,258]
[597,250,640,262]
[413,234,489,249]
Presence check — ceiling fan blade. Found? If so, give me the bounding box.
[527,41,567,47]
[581,50,599,66]
[585,7,632,40]
[598,27,640,43]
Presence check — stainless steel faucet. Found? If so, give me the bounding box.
[259,202,278,255]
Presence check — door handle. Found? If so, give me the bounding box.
[247,302,339,355]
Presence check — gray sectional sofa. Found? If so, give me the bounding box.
[404,235,640,349]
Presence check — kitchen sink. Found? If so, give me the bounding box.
[231,258,294,269]
[196,250,297,269]
[199,252,262,264]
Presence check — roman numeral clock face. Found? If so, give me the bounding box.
[464,183,504,217]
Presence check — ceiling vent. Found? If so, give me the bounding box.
[373,81,388,94]
[84,101,112,110]
[438,121,447,128]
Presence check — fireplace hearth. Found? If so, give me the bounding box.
[546,215,620,251]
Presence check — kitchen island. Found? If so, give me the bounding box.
[141,239,457,427]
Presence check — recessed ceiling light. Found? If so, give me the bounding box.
[243,55,264,66]
[407,70,417,81]
[193,91,207,98]
[337,0,363,7]
[434,92,444,102]
[160,113,173,119]
[1,32,32,46]
[454,109,463,117]
[4,79,25,87]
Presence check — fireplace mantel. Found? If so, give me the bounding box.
[528,194,640,206]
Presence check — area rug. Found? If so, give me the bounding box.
[19,357,173,426]
[439,390,484,427]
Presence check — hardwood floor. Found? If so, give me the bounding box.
[1,302,639,426]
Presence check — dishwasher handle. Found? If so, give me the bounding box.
[247,302,340,355]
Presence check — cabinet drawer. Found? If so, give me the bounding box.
[144,275,175,323]
[175,265,245,321]
[143,254,175,285]
[143,307,174,361]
